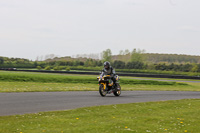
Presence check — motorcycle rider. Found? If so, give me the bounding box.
[101,61,116,86]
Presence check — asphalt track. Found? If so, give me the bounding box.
[1,91,200,116]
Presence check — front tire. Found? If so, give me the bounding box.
[99,84,107,97]
[113,83,121,96]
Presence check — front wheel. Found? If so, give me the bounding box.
[99,84,107,97]
[113,83,121,96]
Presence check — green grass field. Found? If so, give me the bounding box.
[1,71,200,133]
[0,99,200,133]
[0,71,186,85]
[0,81,200,92]
[1,71,200,92]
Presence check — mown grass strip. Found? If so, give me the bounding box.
[0,99,199,133]
[0,81,199,92]
[0,71,187,86]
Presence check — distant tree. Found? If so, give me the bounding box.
[113,60,126,69]
[124,49,130,55]
[191,64,198,72]
[168,63,175,71]
[118,49,130,55]
[126,61,145,69]
[73,60,80,66]
[0,57,4,64]
[155,63,167,71]
[44,54,57,60]
[102,49,112,62]
[197,64,200,72]
[84,59,91,67]
[130,48,146,63]
[37,66,42,70]
[53,66,62,71]
[75,53,101,60]
[33,61,38,67]
[66,67,71,71]
[182,63,193,72]
[44,66,51,70]
[97,60,103,66]
[119,50,124,55]
[79,61,84,66]
[36,56,39,61]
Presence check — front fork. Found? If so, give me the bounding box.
[100,83,107,91]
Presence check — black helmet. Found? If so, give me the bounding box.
[104,61,110,70]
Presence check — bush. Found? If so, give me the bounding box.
[36,66,42,70]
[44,66,51,70]
[66,67,71,71]
[53,66,61,71]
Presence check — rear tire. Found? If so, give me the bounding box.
[99,84,107,97]
[113,83,121,96]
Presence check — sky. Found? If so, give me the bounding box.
[0,0,200,60]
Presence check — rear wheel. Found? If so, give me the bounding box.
[113,83,121,96]
[99,84,107,97]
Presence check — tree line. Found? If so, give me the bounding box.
[1,49,200,73]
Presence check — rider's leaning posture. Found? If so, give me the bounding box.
[101,61,116,86]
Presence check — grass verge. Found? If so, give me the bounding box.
[1,71,200,92]
[0,71,187,85]
[0,99,199,133]
[0,81,199,92]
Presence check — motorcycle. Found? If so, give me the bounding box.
[97,74,121,97]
